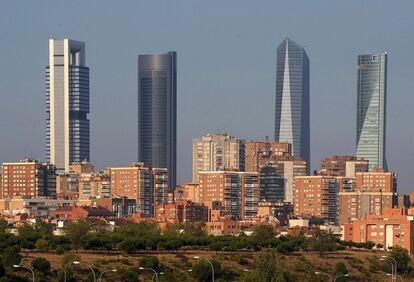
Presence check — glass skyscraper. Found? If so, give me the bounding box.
[47,39,90,172]
[138,52,177,191]
[274,37,310,170]
[356,53,387,170]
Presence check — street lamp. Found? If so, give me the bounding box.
[13,265,34,282]
[139,267,159,282]
[315,271,333,282]
[334,273,349,282]
[65,261,96,282]
[382,256,398,282]
[99,269,117,282]
[194,256,215,282]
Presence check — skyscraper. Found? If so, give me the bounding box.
[356,53,387,170]
[274,37,310,171]
[47,39,90,172]
[138,52,177,191]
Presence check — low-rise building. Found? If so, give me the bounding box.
[348,208,414,254]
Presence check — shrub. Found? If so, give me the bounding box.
[31,257,51,274]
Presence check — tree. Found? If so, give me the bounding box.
[65,220,90,251]
[0,219,8,233]
[334,261,348,281]
[140,256,161,272]
[253,225,275,248]
[121,268,138,282]
[390,246,411,274]
[192,259,221,282]
[35,239,49,252]
[31,257,51,274]
[242,251,283,282]
[2,246,21,267]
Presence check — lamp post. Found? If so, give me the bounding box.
[194,256,215,282]
[382,256,398,282]
[139,267,158,282]
[315,271,333,282]
[334,273,349,282]
[65,261,96,282]
[99,269,117,282]
[13,265,34,282]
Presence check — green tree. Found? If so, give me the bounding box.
[390,246,411,274]
[253,225,275,248]
[140,255,161,272]
[65,220,90,251]
[192,259,221,282]
[121,268,138,282]
[242,251,283,282]
[31,257,51,274]
[35,239,49,252]
[0,219,8,233]
[2,246,21,267]
[334,261,348,281]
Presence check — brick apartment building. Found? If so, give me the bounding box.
[320,156,368,177]
[198,171,259,219]
[294,176,339,225]
[110,163,168,217]
[343,208,414,254]
[338,169,397,224]
[1,158,56,198]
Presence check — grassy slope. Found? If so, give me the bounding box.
[13,249,412,281]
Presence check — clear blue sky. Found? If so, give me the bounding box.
[1,1,413,192]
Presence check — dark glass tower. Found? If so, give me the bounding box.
[274,37,310,171]
[47,39,90,172]
[138,52,177,191]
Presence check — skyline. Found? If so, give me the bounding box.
[1,1,413,191]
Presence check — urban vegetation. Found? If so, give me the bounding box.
[0,219,413,281]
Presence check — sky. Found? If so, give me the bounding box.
[0,1,413,192]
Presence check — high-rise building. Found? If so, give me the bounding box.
[338,168,397,224]
[356,53,387,170]
[294,176,339,225]
[192,133,245,183]
[245,140,291,172]
[320,156,369,177]
[138,52,177,191]
[1,158,56,198]
[47,39,90,172]
[274,37,310,170]
[198,171,259,220]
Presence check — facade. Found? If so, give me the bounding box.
[174,183,200,203]
[294,176,339,225]
[0,197,75,217]
[320,156,369,177]
[192,133,245,183]
[110,163,169,217]
[154,200,208,224]
[259,166,285,202]
[245,140,291,172]
[91,196,137,217]
[47,39,90,172]
[356,53,387,170]
[110,163,153,217]
[274,37,310,170]
[349,208,414,254]
[138,52,177,191]
[338,169,397,224]
[198,171,259,220]
[152,168,169,205]
[1,158,56,199]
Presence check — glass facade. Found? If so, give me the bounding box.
[274,38,310,171]
[138,52,177,191]
[356,53,387,170]
[47,39,90,172]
